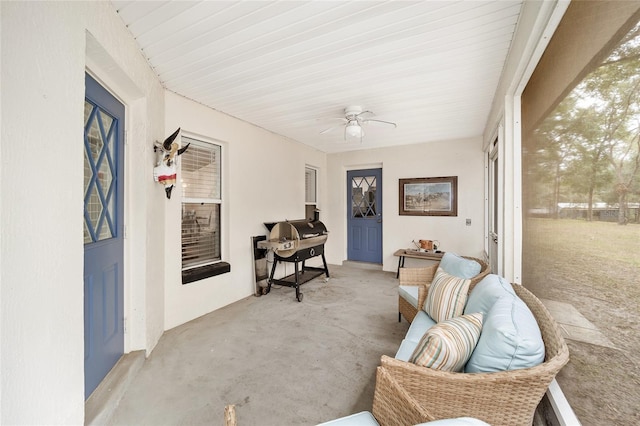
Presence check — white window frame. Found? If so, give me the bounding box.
[180,135,223,272]
[305,165,318,205]
[305,165,319,220]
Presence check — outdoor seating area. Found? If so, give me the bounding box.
[377,274,569,425]
[220,258,569,426]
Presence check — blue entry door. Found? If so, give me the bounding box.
[347,168,383,263]
[84,74,125,399]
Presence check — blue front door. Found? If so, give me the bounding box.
[347,168,383,263]
[83,74,125,399]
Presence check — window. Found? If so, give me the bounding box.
[521,4,640,424]
[305,166,318,220]
[181,136,229,283]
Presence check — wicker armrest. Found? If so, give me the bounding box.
[224,405,237,426]
[398,264,438,286]
[378,355,552,426]
[372,365,432,426]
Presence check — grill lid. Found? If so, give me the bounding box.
[259,219,328,257]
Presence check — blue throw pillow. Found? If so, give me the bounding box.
[464,274,516,317]
[465,292,545,373]
[439,252,481,279]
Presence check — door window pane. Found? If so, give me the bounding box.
[351,176,377,217]
[84,100,117,243]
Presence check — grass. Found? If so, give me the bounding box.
[524,218,640,266]
[522,218,640,425]
[523,218,640,300]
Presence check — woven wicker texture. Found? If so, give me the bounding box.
[224,405,237,426]
[375,283,569,426]
[372,367,433,426]
[398,265,438,322]
[398,257,490,323]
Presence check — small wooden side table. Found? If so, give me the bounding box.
[393,249,444,278]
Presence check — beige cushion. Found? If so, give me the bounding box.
[423,267,471,322]
[410,313,483,372]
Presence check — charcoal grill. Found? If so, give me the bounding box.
[257,218,330,302]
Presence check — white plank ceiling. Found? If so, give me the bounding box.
[112,0,523,153]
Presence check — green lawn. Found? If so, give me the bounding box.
[524,218,640,268]
[522,218,640,425]
[523,218,640,303]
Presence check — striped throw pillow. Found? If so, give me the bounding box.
[410,312,483,371]
[424,267,471,322]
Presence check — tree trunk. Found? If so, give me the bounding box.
[553,163,561,219]
[617,187,628,225]
[587,186,594,221]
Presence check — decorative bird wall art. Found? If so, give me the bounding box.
[153,127,190,199]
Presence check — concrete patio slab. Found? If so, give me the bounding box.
[540,298,616,349]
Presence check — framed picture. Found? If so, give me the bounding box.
[399,176,458,216]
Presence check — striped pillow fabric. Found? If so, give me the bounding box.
[410,312,483,371]
[424,267,471,322]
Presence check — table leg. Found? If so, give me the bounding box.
[396,255,405,278]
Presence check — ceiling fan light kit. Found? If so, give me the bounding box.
[319,105,397,142]
[345,121,363,139]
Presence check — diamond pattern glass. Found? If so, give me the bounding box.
[351,176,377,217]
[84,100,117,243]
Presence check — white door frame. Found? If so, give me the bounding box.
[86,33,145,354]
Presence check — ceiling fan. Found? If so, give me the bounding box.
[319,106,397,142]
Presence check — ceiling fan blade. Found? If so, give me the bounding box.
[355,110,374,119]
[319,123,345,134]
[316,117,348,123]
[362,118,397,128]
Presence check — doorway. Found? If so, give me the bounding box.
[83,73,125,399]
[347,168,382,263]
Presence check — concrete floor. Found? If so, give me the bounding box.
[539,298,616,349]
[104,264,408,426]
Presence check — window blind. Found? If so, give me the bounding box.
[182,203,220,269]
[181,137,221,200]
[305,167,317,203]
[181,137,222,270]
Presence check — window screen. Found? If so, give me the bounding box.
[521,3,640,424]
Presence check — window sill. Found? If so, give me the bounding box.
[182,262,230,285]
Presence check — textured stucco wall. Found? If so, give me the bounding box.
[1,2,164,423]
[163,92,327,329]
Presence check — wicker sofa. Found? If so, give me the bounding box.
[375,279,570,426]
[398,256,490,323]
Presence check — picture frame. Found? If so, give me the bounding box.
[399,176,458,216]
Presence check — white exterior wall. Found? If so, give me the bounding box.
[163,92,327,329]
[1,2,165,423]
[325,138,486,272]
